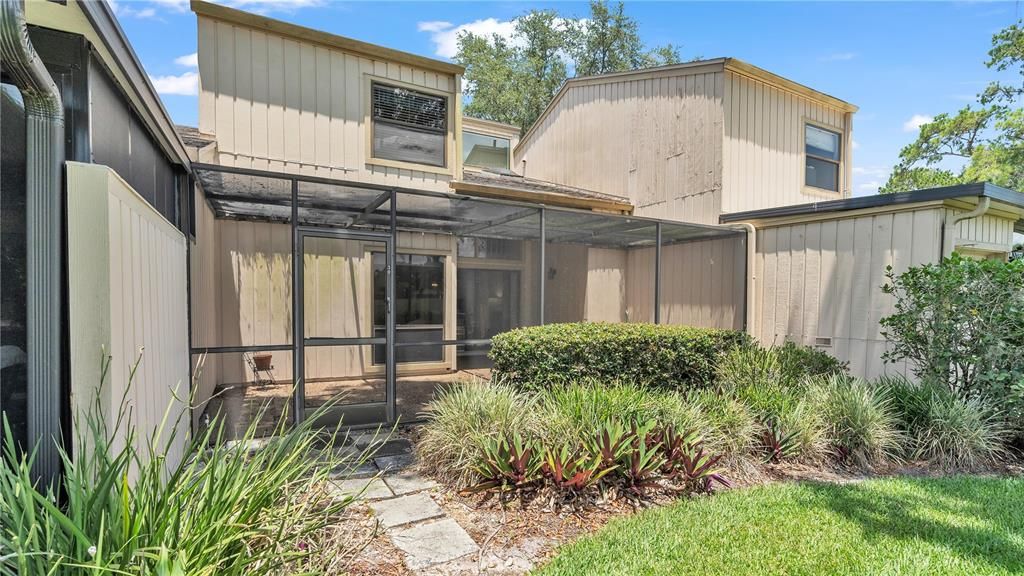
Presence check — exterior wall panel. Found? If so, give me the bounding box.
[197,15,458,191]
[625,237,745,330]
[514,68,726,225]
[67,163,190,470]
[722,70,852,214]
[752,208,951,379]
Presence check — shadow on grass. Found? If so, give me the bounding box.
[801,477,1024,573]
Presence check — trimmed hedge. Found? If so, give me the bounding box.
[489,322,750,391]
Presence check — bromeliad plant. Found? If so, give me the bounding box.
[615,421,665,498]
[541,447,612,506]
[470,434,544,495]
[761,418,800,464]
[653,425,730,493]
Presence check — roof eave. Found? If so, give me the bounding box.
[79,0,191,167]
[190,0,464,77]
[724,58,858,114]
[450,180,634,214]
[719,183,1024,224]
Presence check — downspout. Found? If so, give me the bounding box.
[942,197,991,258]
[736,222,757,340]
[1,0,65,484]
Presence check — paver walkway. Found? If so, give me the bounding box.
[334,434,481,572]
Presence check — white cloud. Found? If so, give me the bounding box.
[902,114,933,132]
[851,139,860,150]
[151,71,199,96]
[853,165,892,195]
[418,18,518,59]
[174,52,199,68]
[853,165,889,180]
[858,180,882,193]
[818,52,856,62]
[417,21,453,33]
[109,0,158,19]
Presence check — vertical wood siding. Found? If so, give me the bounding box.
[625,237,745,330]
[67,163,190,470]
[197,15,458,191]
[193,218,457,386]
[722,71,852,213]
[540,237,744,329]
[514,69,726,225]
[947,208,1015,252]
[753,209,946,380]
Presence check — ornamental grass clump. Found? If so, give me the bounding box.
[416,379,538,489]
[881,375,1009,469]
[810,374,905,467]
[716,345,827,462]
[0,357,373,576]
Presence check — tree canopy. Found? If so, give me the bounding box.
[880,21,1024,193]
[455,1,681,133]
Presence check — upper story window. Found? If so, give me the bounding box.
[371,82,447,167]
[462,130,511,170]
[804,124,841,193]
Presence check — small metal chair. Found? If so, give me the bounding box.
[244,352,275,386]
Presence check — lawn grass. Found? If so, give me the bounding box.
[535,476,1024,576]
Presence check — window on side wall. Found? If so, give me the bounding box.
[371,82,447,167]
[462,130,510,170]
[804,124,841,193]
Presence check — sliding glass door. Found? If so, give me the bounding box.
[372,253,446,365]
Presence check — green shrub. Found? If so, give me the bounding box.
[416,380,538,489]
[881,253,1024,425]
[0,359,367,576]
[776,341,849,382]
[881,375,1009,469]
[489,322,750,391]
[811,375,904,466]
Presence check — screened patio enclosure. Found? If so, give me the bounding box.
[189,163,747,434]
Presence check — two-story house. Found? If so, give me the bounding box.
[513,59,1024,379]
[184,0,1024,431]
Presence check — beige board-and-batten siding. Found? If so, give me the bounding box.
[543,237,745,330]
[196,9,460,191]
[751,205,1015,380]
[722,69,853,213]
[190,218,458,387]
[514,64,726,225]
[67,162,190,471]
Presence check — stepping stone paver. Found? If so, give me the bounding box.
[374,453,415,472]
[332,477,394,500]
[330,460,378,479]
[383,470,439,496]
[369,493,445,528]
[390,518,480,570]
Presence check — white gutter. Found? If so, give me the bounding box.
[1,0,65,484]
[736,222,757,339]
[942,197,991,258]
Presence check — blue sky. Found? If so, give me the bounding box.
[114,0,1021,196]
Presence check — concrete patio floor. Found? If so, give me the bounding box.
[199,369,491,438]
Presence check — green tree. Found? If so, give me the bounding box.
[456,1,680,133]
[881,21,1024,194]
